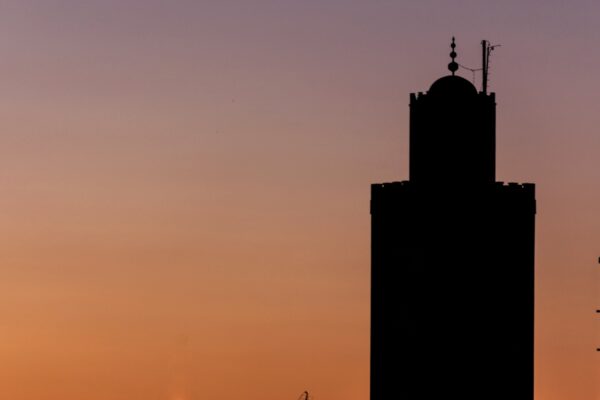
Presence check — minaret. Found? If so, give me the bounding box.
[371,39,536,400]
[410,37,495,184]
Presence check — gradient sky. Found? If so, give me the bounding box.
[0,1,598,399]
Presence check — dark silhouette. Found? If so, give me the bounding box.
[371,38,536,400]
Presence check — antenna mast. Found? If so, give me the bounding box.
[481,40,501,94]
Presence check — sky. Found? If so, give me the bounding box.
[0,1,598,399]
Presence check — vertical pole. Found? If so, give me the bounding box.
[482,40,488,94]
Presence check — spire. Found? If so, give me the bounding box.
[448,37,458,75]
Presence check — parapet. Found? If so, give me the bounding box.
[372,180,534,193]
[495,181,536,194]
[371,180,536,215]
[410,90,495,105]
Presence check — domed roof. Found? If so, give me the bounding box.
[428,75,477,96]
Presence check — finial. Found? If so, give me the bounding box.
[448,37,458,75]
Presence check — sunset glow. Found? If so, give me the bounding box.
[0,2,598,400]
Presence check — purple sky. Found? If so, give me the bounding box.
[0,2,598,399]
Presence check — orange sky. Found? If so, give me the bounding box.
[0,2,598,399]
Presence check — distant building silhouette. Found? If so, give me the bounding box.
[370,39,536,400]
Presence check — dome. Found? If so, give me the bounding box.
[428,75,477,96]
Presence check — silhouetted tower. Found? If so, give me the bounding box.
[371,38,536,400]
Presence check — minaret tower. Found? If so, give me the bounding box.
[370,39,536,400]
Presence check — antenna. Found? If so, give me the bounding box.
[481,40,501,94]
